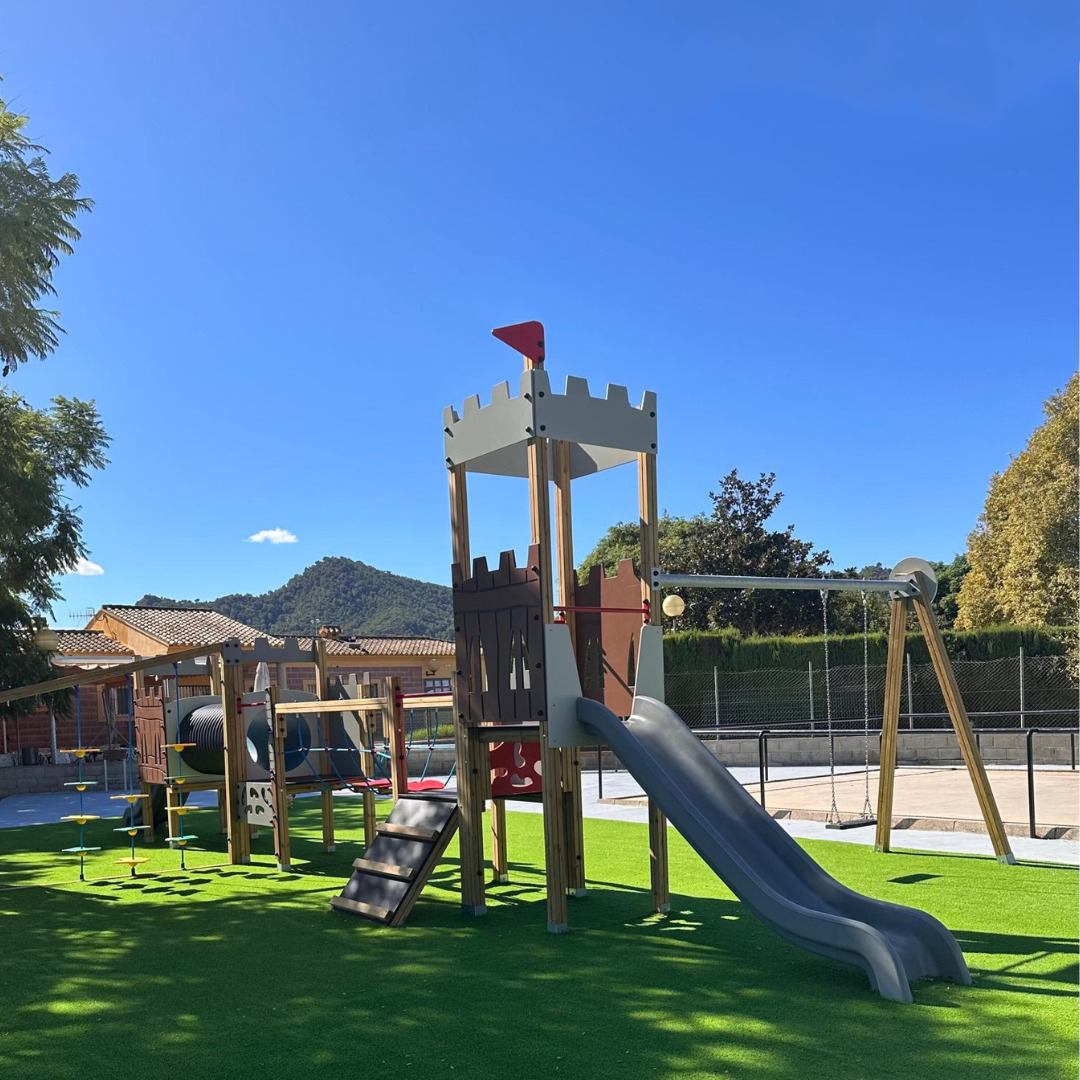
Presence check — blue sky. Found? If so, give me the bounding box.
[2,2,1075,623]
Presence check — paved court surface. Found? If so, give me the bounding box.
[517,768,1080,866]
[604,765,1078,839]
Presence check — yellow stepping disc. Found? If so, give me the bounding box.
[165,743,197,750]
[60,815,101,824]
[58,748,101,757]
[110,794,150,802]
[116,857,151,867]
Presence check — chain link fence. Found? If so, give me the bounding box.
[667,651,1078,732]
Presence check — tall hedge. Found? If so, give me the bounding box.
[663,625,1072,673]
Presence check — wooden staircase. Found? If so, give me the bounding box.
[330,792,459,926]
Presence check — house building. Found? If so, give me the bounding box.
[5,606,454,764]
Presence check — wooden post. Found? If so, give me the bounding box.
[386,676,409,801]
[450,463,487,915]
[267,685,291,871]
[552,438,586,896]
[910,572,1016,863]
[218,783,228,834]
[313,638,335,851]
[321,789,335,853]
[528,433,569,933]
[220,657,250,865]
[140,780,156,842]
[638,450,670,913]
[167,798,180,847]
[362,787,376,848]
[490,798,509,883]
[874,599,908,853]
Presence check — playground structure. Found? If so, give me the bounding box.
[416,319,1011,1001]
[0,318,1021,1002]
[0,636,458,874]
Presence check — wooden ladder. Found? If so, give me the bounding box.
[330,792,459,927]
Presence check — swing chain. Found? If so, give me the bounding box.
[821,590,840,824]
[861,591,874,818]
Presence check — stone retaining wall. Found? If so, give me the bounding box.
[1,731,1073,798]
[0,760,124,797]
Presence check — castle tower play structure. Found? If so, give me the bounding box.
[444,320,670,930]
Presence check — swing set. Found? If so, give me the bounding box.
[652,560,1016,862]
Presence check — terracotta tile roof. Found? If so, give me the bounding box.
[96,606,453,657]
[53,629,134,656]
[318,636,454,657]
[97,605,267,646]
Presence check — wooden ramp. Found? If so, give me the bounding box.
[330,792,459,927]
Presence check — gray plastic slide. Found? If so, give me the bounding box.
[577,696,971,1004]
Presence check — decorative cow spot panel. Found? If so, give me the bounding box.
[489,740,542,797]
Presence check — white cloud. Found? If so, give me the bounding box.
[247,528,298,545]
[66,558,105,576]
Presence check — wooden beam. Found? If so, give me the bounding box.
[377,822,440,842]
[267,685,291,871]
[552,438,586,897]
[352,857,414,880]
[219,658,250,865]
[449,463,486,915]
[472,723,542,742]
[330,896,391,922]
[874,599,908,853]
[638,449,669,912]
[402,694,454,710]
[910,572,1016,863]
[0,642,225,706]
[272,697,390,714]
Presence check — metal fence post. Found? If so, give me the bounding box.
[1026,728,1036,839]
[713,666,720,727]
[905,652,914,730]
[807,661,815,731]
[1019,646,1026,729]
[758,730,769,809]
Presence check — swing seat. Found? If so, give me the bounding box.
[406,779,448,792]
[826,816,877,831]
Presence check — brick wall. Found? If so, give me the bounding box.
[5,691,103,756]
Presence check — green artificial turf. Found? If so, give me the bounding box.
[0,798,1076,1080]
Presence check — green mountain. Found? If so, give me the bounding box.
[136,556,453,639]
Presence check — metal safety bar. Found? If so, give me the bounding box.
[704,725,1075,839]
[651,569,920,597]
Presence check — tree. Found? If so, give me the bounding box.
[0,87,102,717]
[929,554,968,629]
[682,471,835,635]
[578,513,705,579]
[0,392,109,715]
[580,471,838,636]
[957,374,1079,630]
[0,88,92,375]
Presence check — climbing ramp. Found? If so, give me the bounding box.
[331,792,459,926]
